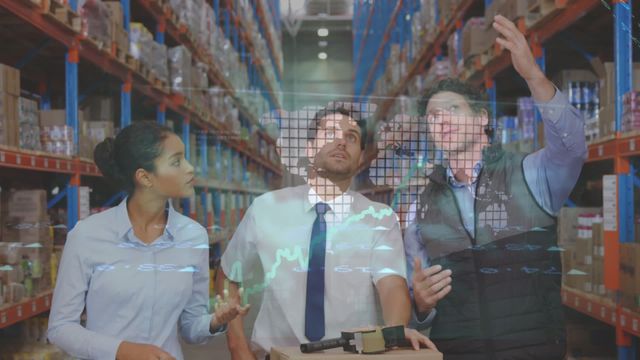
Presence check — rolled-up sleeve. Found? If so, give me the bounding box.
[47,229,123,360]
[179,231,225,344]
[524,89,587,214]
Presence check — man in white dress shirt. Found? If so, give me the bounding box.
[218,105,437,359]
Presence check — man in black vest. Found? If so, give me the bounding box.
[404,15,587,359]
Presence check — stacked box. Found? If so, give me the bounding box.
[18,97,40,151]
[501,0,528,22]
[103,1,128,51]
[0,91,18,147]
[0,64,20,147]
[83,96,115,122]
[622,91,640,132]
[591,216,605,296]
[517,97,536,141]
[600,62,640,136]
[0,63,20,95]
[150,42,169,83]
[169,46,193,98]
[40,109,82,156]
[80,0,112,47]
[620,243,640,312]
[130,23,153,65]
[461,18,493,59]
[0,190,53,304]
[484,0,503,27]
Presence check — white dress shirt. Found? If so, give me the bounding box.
[221,184,407,358]
[48,199,224,360]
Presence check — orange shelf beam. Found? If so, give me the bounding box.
[0,291,53,330]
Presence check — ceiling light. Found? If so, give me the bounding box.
[317,28,329,37]
[318,41,328,47]
[318,52,328,60]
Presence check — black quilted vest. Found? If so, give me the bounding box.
[417,146,566,360]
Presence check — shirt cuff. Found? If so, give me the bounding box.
[209,314,228,336]
[414,308,436,326]
[534,87,567,125]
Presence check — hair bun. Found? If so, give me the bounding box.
[94,138,124,186]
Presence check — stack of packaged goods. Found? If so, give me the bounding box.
[150,42,169,85]
[130,23,156,71]
[40,110,77,157]
[191,62,209,113]
[461,18,494,61]
[80,0,112,48]
[569,81,599,141]
[410,0,438,63]
[599,62,640,137]
[516,97,535,152]
[168,46,193,100]
[621,241,640,313]
[81,96,116,159]
[558,208,609,297]
[18,98,41,151]
[553,69,599,140]
[0,190,54,307]
[622,91,640,132]
[0,64,20,147]
[103,1,128,54]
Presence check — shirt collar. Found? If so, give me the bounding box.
[114,197,178,242]
[304,185,353,217]
[446,161,483,188]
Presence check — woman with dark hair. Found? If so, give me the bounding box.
[47,122,249,360]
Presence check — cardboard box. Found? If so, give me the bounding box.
[620,243,640,290]
[557,207,602,247]
[0,64,20,96]
[500,0,528,22]
[115,26,129,51]
[552,69,598,93]
[85,120,114,143]
[40,109,86,128]
[575,235,593,266]
[462,19,494,58]
[270,347,442,360]
[485,0,503,28]
[103,1,123,27]
[7,190,48,222]
[83,96,115,122]
[601,62,640,106]
[0,92,18,147]
[599,104,615,138]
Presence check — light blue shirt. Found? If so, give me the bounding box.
[48,199,225,360]
[406,89,587,330]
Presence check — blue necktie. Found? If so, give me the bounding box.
[305,202,329,342]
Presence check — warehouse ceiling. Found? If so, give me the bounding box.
[281,0,352,37]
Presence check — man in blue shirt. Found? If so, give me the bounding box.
[404,15,587,359]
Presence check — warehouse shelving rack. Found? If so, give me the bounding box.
[0,0,282,329]
[353,0,639,358]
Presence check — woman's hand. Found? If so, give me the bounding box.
[211,287,251,330]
